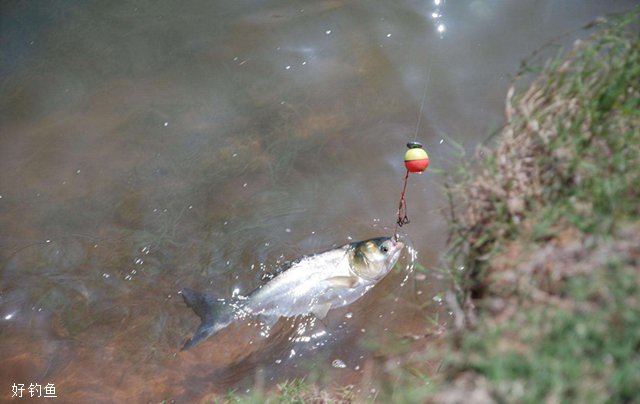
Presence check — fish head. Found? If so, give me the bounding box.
[349,237,404,281]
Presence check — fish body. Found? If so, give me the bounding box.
[181,236,403,350]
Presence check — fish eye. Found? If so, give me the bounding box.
[381,245,389,253]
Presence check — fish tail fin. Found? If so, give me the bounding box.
[180,288,233,351]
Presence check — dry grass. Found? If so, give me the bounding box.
[447,8,640,301]
[433,9,640,403]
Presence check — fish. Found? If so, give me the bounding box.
[180,236,404,350]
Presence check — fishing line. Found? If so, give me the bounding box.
[394,68,432,241]
[413,69,431,142]
[394,170,411,236]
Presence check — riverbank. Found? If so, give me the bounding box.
[429,8,640,403]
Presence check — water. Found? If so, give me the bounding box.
[1,0,636,400]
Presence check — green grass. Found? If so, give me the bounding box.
[452,255,640,402]
[436,8,640,403]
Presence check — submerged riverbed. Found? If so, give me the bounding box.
[1,0,637,401]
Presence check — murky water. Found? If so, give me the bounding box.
[1,0,636,401]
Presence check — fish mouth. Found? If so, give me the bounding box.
[388,240,404,266]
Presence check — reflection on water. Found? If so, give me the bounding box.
[1,0,637,400]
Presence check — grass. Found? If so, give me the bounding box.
[220,379,350,404]
[434,8,640,403]
[209,8,640,403]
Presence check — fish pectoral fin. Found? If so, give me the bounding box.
[326,276,358,289]
[311,303,332,319]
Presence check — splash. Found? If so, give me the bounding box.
[394,232,418,289]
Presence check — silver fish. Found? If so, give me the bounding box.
[181,236,404,350]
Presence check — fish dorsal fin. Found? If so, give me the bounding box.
[260,257,302,282]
